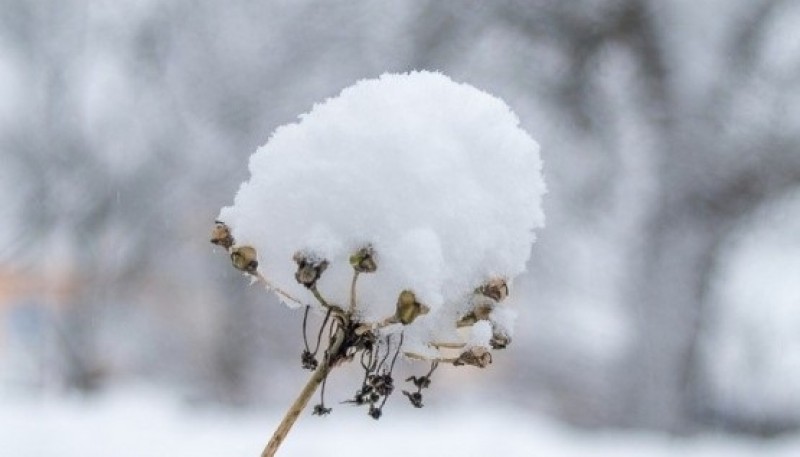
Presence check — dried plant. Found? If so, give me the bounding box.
[209,71,545,456]
[211,222,514,456]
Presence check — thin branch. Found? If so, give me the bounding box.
[389,332,404,373]
[430,341,466,349]
[313,308,333,355]
[378,335,392,370]
[253,271,307,307]
[349,271,360,314]
[310,285,345,315]
[404,351,458,364]
[301,306,311,353]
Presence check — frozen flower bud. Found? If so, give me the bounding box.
[230,246,258,273]
[453,346,492,368]
[395,290,429,325]
[478,278,509,302]
[293,252,329,289]
[349,246,377,273]
[210,221,234,249]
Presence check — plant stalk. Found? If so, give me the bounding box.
[261,325,345,457]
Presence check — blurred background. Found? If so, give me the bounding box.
[2,0,800,455]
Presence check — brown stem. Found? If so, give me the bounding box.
[261,325,346,457]
[404,351,457,364]
[348,271,359,314]
[310,285,345,315]
[254,272,307,307]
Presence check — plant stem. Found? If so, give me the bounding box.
[349,271,359,313]
[261,324,345,457]
[310,285,345,315]
[254,271,306,307]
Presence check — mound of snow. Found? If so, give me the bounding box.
[219,71,545,354]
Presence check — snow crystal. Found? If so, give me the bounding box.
[219,71,545,357]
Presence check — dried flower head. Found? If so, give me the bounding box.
[210,221,234,249]
[395,290,429,325]
[490,331,511,350]
[349,246,377,273]
[230,246,258,273]
[293,252,329,289]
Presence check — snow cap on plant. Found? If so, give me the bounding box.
[214,71,544,435]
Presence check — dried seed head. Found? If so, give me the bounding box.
[293,252,329,288]
[349,246,377,273]
[478,278,509,302]
[368,373,394,396]
[453,346,493,368]
[490,332,511,350]
[395,290,429,325]
[312,404,332,416]
[210,221,234,249]
[403,390,424,408]
[230,246,258,273]
[368,405,382,420]
[295,265,321,288]
[301,350,319,370]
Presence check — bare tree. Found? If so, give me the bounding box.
[497,0,800,431]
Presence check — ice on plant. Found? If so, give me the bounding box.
[219,71,545,358]
[466,320,494,348]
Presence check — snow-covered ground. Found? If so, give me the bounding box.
[2,387,800,457]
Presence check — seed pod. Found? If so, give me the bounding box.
[293,252,329,288]
[210,221,234,249]
[490,332,511,350]
[395,290,429,325]
[349,246,377,273]
[453,346,492,368]
[457,300,494,327]
[403,390,424,408]
[230,246,258,273]
[478,278,509,302]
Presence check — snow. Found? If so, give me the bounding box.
[466,320,493,348]
[219,71,545,358]
[3,388,800,457]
